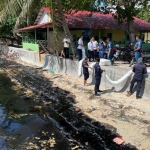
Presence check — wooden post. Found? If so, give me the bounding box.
[35,29,37,44]
[125,31,127,44]
[98,29,101,41]
[47,27,50,51]
[140,30,142,40]
[22,32,23,43]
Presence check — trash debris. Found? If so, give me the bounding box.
[113,136,125,145]
[101,114,107,118]
[74,107,81,113]
[121,117,126,121]
[86,108,92,113]
[120,109,126,117]
[88,106,95,111]
[79,86,84,90]
[50,69,55,74]
[52,84,58,88]
[86,106,95,113]
[110,104,118,109]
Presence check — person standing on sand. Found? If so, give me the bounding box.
[82,57,92,87]
[127,57,147,99]
[94,58,105,96]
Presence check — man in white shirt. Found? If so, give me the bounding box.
[63,34,70,58]
[77,35,84,61]
[92,37,98,60]
[87,38,94,62]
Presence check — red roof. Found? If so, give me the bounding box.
[42,7,50,13]
[19,22,52,31]
[19,9,150,31]
[65,10,150,30]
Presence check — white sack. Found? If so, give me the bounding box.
[105,70,150,85]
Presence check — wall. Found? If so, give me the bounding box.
[4,46,150,99]
[38,11,52,24]
[144,32,150,42]
[23,42,39,51]
[101,29,140,44]
[7,46,42,66]
[101,29,125,43]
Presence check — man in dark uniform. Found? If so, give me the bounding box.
[82,57,92,87]
[94,58,105,96]
[127,57,147,99]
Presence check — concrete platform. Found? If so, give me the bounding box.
[3,46,150,99]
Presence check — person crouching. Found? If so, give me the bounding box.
[82,57,92,87]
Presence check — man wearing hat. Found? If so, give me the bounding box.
[127,57,147,99]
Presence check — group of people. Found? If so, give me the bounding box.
[62,34,114,64]
[62,34,143,65]
[82,56,147,98]
[82,35,146,99]
[87,37,105,61]
[77,36,114,65]
[62,34,146,99]
[82,57,105,96]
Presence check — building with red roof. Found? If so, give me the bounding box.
[19,7,150,52]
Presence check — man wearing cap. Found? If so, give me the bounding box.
[106,38,113,65]
[94,58,105,96]
[82,57,92,87]
[127,57,147,99]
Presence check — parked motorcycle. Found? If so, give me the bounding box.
[112,45,134,64]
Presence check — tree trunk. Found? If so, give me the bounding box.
[61,18,76,56]
[56,0,76,56]
[127,20,135,45]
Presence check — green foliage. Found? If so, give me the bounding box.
[0,15,17,36]
[96,0,150,23]
[137,5,150,22]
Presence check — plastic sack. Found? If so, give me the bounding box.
[82,47,86,59]
[105,70,150,85]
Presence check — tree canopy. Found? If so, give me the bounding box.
[0,0,150,44]
[137,4,150,22]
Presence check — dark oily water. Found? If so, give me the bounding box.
[0,61,137,150]
[0,69,70,149]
